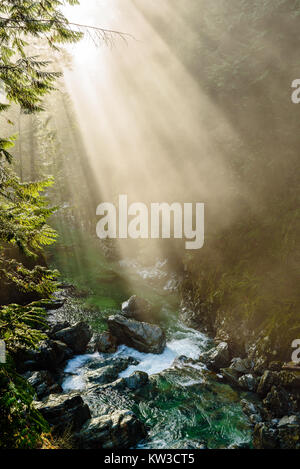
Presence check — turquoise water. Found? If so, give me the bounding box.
[61,319,252,449]
[51,232,252,449]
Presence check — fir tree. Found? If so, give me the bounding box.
[0,0,84,449]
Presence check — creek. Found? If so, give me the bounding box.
[55,256,253,449]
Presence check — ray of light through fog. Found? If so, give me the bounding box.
[60,0,245,263]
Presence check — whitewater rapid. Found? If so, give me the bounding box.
[62,323,210,392]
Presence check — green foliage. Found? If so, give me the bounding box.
[0,134,16,162]
[0,303,47,352]
[0,301,49,449]
[0,175,58,253]
[0,169,59,296]
[0,0,82,296]
[0,357,49,449]
[0,0,82,157]
[0,0,83,449]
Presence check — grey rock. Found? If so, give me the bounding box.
[86,365,119,386]
[101,378,127,392]
[54,321,92,354]
[278,420,300,449]
[76,410,146,449]
[88,331,117,354]
[85,357,140,387]
[24,370,57,399]
[249,413,262,424]
[238,374,257,392]
[25,339,70,371]
[220,368,240,387]
[271,418,279,425]
[172,355,198,368]
[86,356,138,373]
[229,357,253,374]
[99,371,149,393]
[278,415,300,427]
[200,342,230,370]
[108,314,166,354]
[35,393,91,434]
[121,295,156,323]
[121,295,149,318]
[124,371,149,390]
[241,399,262,418]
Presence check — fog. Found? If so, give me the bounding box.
[7,0,299,300]
[56,0,253,262]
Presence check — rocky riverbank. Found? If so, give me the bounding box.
[14,292,171,449]
[15,284,299,449]
[180,304,300,449]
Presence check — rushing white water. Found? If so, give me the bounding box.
[59,260,252,449]
[62,352,100,392]
[118,326,209,377]
[62,323,210,392]
[59,306,252,448]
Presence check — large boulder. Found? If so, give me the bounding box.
[278,414,300,427]
[254,415,300,449]
[19,339,71,372]
[35,393,91,434]
[121,295,156,323]
[54,321,92,354]
[68,357,140,392]
[107,314,166,354]
[76,410,146,449]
